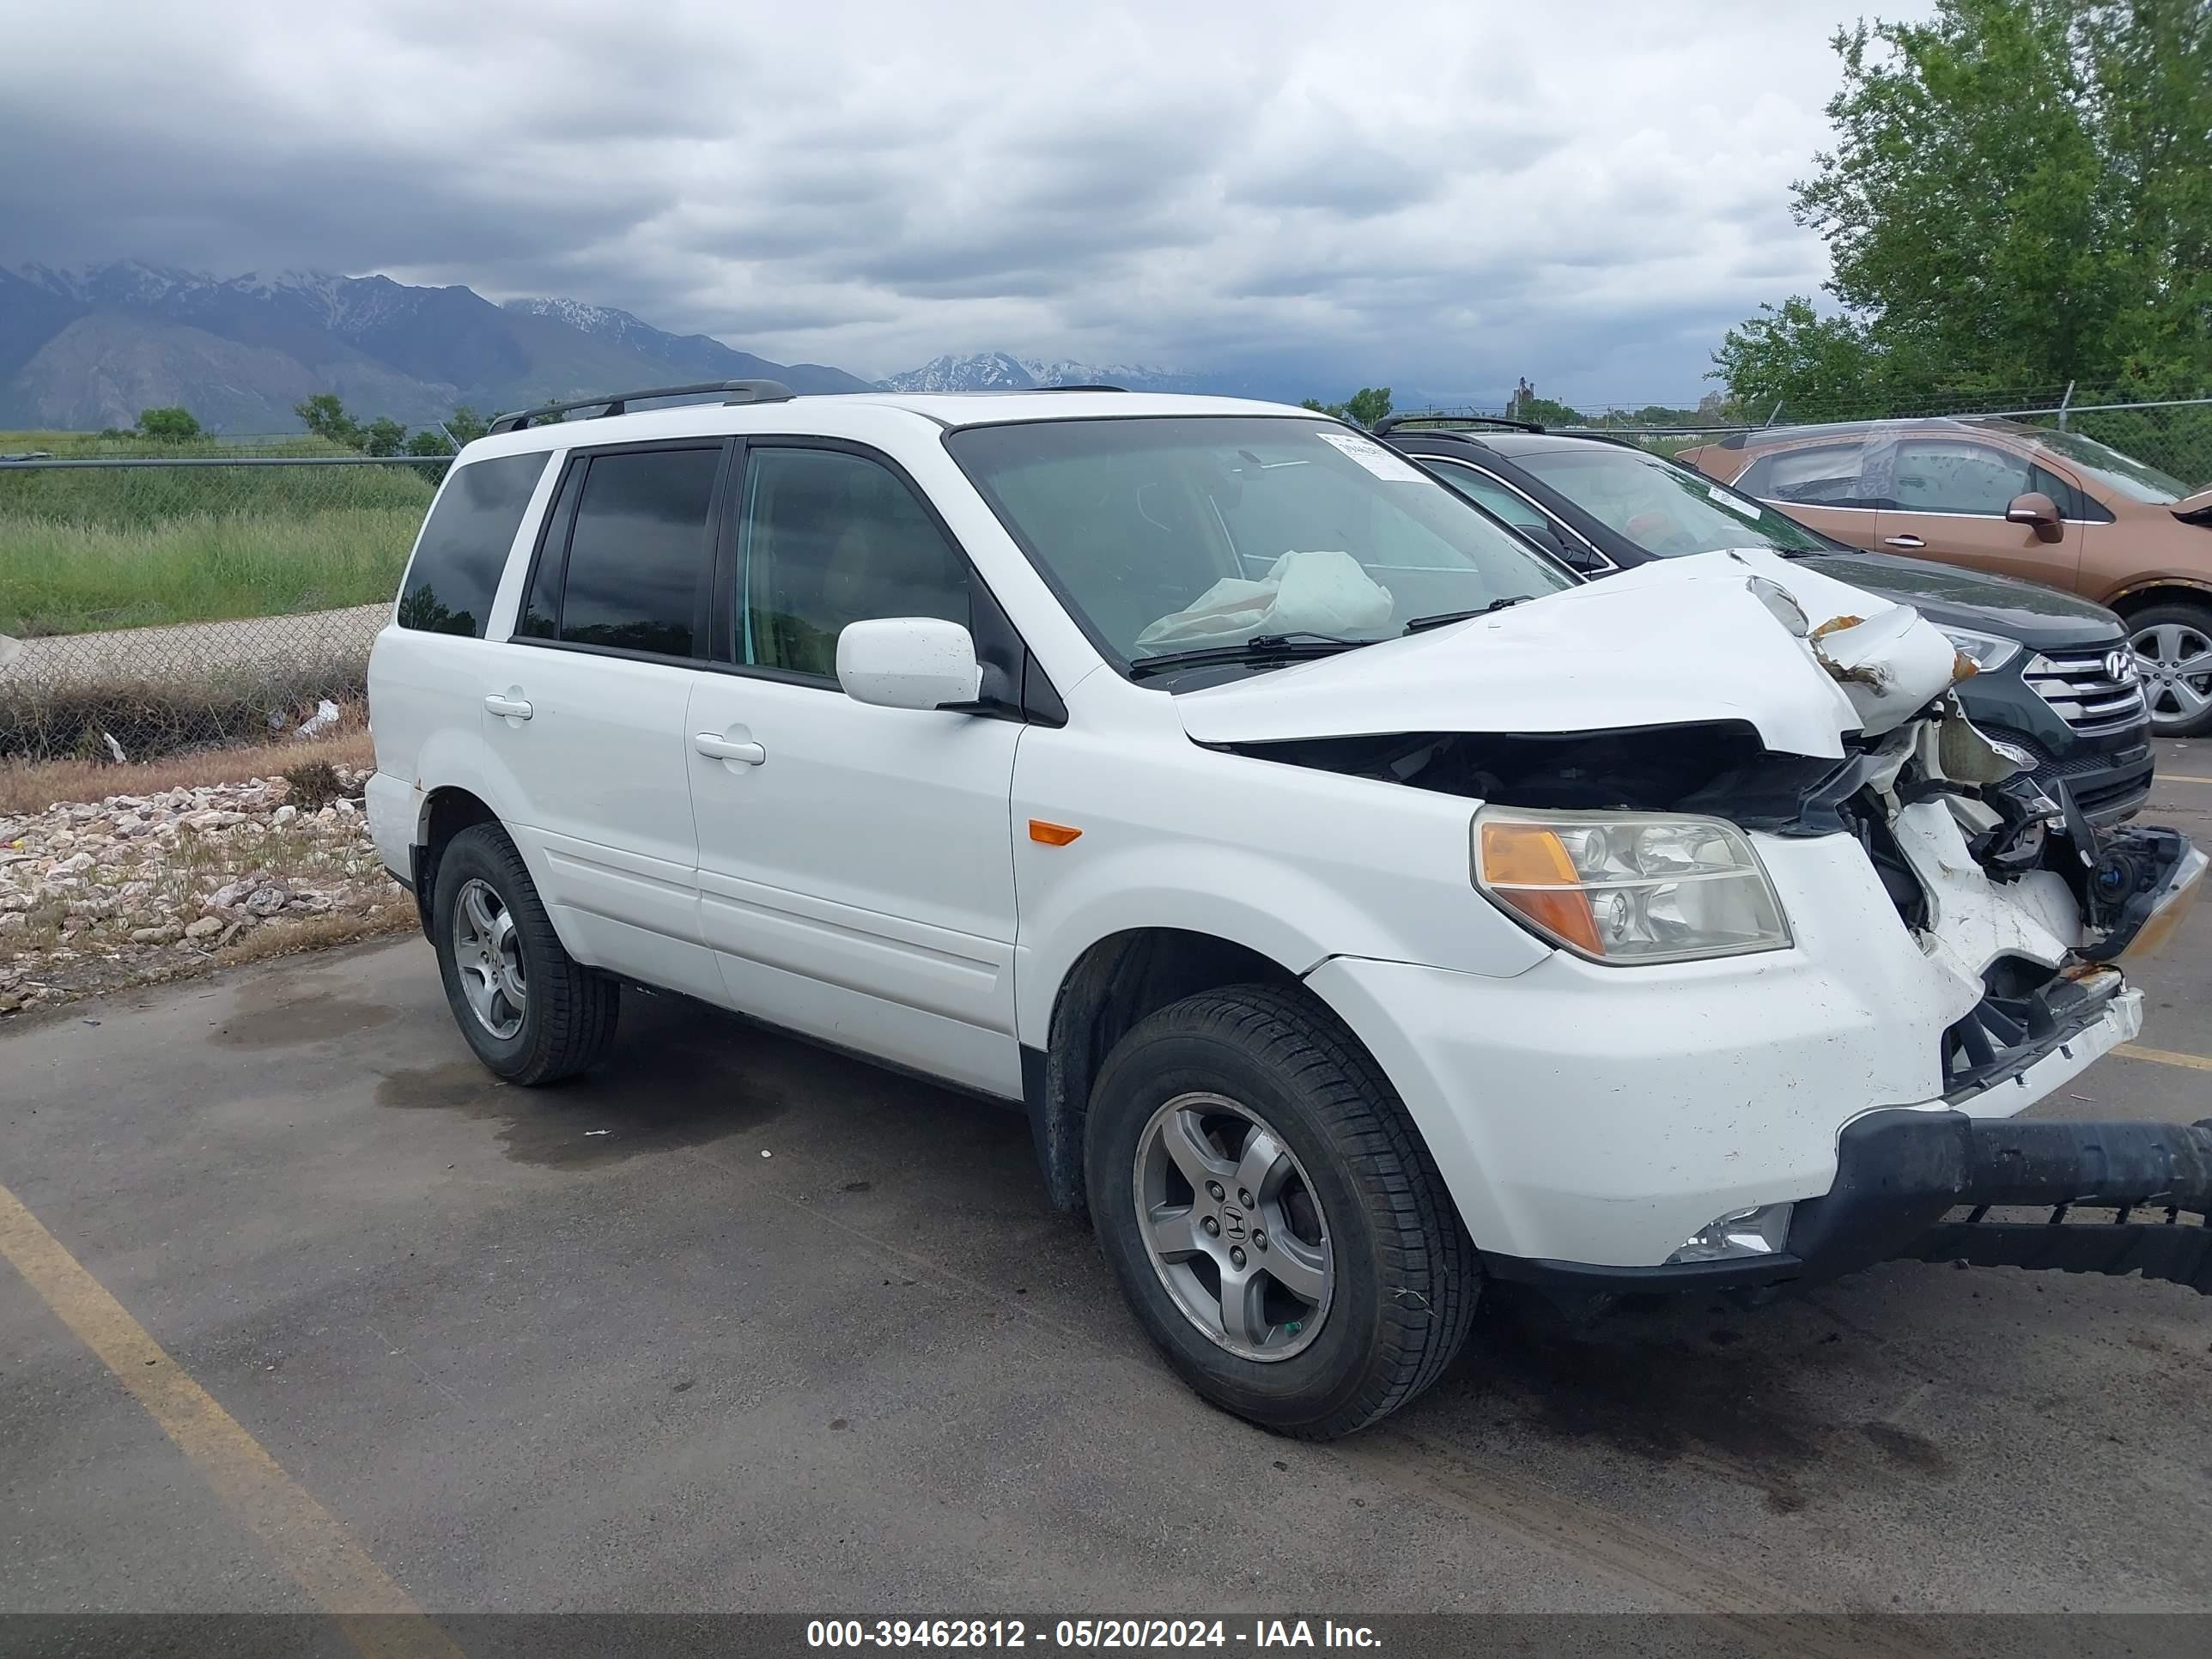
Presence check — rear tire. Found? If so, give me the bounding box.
[2127,601,2212,738]
[432,823,619,1085]
[1085,984,1480,1438]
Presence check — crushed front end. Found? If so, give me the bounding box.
[1510,590,2211,1301]
[1766,689,2210,1296]
[1218,548,2207,1301]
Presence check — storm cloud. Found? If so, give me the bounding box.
[0,0,1910,402]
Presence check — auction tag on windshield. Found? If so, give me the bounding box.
[1315,431,1427,482]
[1709,483,1763,520]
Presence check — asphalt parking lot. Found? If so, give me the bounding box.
[3,741,2209,1629]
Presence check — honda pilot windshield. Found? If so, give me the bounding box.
[948,416,1572,674]
[1510,445,1832,559]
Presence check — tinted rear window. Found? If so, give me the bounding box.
[397,453,548,637]
[555,447,722,658]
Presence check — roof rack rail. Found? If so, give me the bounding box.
[1031,383,1127,392]
[488,380,795,435]
[1371,412,1544,437]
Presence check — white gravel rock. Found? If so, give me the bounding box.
[0,771,403,1011]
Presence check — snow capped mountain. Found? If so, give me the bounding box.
[1021,357,1212,392]
[877,351,1041,392]
[0,260,1255,430]
[877,351,1215,395]
[0,260,872,429]
[506,296,665,355]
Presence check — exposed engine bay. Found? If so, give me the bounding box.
[1184,549,2209,1294]
[1222,703,2197,969]
[1220,567,2203,1121]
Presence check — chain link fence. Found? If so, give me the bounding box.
[1,450,445,763]
[5,388,2209,766]
[1533,388,2212,486]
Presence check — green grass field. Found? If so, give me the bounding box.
[0,432,438,636]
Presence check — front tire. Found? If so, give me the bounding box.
[1085,985,1480,1438]
[2128,602,2212,737]
[432,823,619,1085]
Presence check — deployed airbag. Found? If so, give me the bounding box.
[1136,550,1395,649]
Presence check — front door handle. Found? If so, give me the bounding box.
[484,693,533,720]
[1882,534,1926,549]
[695,732,766,765]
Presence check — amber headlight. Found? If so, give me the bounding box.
[1472,808,1791,964]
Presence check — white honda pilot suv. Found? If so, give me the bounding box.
[368,382,2209,1438]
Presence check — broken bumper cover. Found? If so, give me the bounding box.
[1495,1110,2212,1309]
[1493,1101,2212,1298]
[1476,983,2180,1294]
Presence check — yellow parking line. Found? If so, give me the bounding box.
[2115,1042,2212,1073]
[2159,774,2212,786]
[0,1181,462,1658]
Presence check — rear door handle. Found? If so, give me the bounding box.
[1882,535,1925,549]
[695,732,766,765]
[484,693,533,720]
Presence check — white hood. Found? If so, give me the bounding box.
[1173,549,1966,759]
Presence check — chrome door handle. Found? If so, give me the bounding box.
[483,694,533,720]
[695,732,766,765]
[1882,535,1925,549]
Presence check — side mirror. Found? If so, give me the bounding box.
[2005,490,2063,543]
[836,617,984,711]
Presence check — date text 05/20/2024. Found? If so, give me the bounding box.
[805,1620,1382,1649]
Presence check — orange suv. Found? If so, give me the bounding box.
[1682,417,2212,735]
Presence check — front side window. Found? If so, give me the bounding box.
[2028,464,2106,523]
[738,447,969,678]
[947,416,1571,669]
[1512,447,1830,558]
[397,452,548,636]
[1891,440,2031,515]
[538,446,721,658]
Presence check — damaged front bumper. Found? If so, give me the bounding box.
[1484,975,2204,1298]
[1494,1093,2212,1300]
[1480,808,2210,1304]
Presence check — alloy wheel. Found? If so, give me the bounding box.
[1131,1092,1334,1361]
[2130,620,2212,731]
[452,877,526,1040]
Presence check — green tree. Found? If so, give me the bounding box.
[1714,0,2212,410]
[360,416,409,457]
[1341,386,1393,428]
[1512,396,1588,428]
[1301,387,1394,427]
[1709,297,1896,417]
[136,405,202,441]
[295,392,364,449]
[446,405,489,445]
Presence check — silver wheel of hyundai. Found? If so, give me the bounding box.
[1132,1092,1334,1361]
[2131,618,2212,732]
[452,877,526,1040]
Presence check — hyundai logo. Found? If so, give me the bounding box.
[2105,647,2138,684]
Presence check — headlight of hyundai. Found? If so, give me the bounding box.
[1937,626,2022,673]
[1472,808,1791,963]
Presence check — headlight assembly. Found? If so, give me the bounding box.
[1472,808,1792,964]
[1937,626,2022,674]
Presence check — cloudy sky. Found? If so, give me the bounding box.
[0,0,1930,404]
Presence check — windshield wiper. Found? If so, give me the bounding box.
[1127,631,1364,678]
[1401,596,1533,634]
